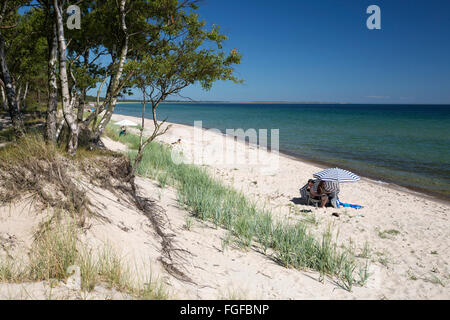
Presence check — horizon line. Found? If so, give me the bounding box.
[114,99,450,105]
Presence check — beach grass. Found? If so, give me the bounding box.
[0,217,168,299]
[105,125,369,290]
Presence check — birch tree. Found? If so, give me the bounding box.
[53,0,79,154]
[35,0,59,142]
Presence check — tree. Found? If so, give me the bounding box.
[0,0,29,136]
[81,0,131,148]
[38,0,106,143]
[82,0,201,148]
[128,10,242,178]
[53,0,79,155]
[36,0,59,142]
[64,1,106,123]
[6,7,47,112]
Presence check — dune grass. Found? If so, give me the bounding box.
[105,125,369,291]
[0,218,168,299]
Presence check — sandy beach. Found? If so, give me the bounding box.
[105,113,450,299]
[1,111,449,299]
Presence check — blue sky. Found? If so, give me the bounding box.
[92,0,450,104]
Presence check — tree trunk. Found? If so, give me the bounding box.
[129,88,147,178]
[45,22,58,143]
[55,117,65,140]
[91,0,128,146]
[16,84,21,111]
[22,81,28,109]
[54,0,79,155]
[77,93,84,122]
[0,85,6,111]
[77,51,89,123]
[0,31,24,136]
[128,94,169,180]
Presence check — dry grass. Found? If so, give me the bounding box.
[0,135,91,225]
[0,134,134,225]
[0,218,168,299]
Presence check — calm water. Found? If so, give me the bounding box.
[115,103,450,200]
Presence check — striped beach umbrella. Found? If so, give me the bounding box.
[313,167,360,183]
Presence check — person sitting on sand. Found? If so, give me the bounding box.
[310,180,329,208]
[311,180,340,208]
[171,138,181,145]
[306,179,315,192]
[119,126,127,137]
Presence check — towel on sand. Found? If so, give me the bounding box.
[336,200,363,209]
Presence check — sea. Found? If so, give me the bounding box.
[115,103,450,200]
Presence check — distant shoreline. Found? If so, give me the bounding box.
[112,101,450,106]
[114,101,352,105]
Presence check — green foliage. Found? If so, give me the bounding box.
[2,0,242,152]
[129,9,242,100]
[6,8,46,78]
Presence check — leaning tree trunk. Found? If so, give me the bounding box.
[129,88,147,179]
[16,84,21,111]
[46,22,58,142]
[22,81,28,110]
[77,51,89,123]
[90,0,128,147]
[0,31,24,136]
[54,0,79,155]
